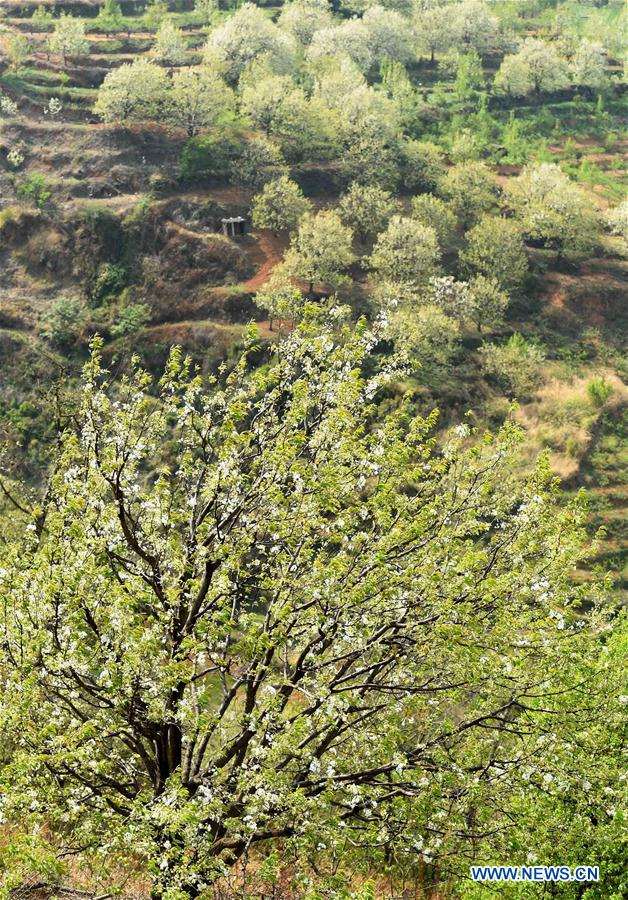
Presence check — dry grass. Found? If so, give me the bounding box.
[516,369,627,479]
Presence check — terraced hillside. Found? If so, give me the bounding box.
[0,5,626,892]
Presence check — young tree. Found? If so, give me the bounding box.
[144,0,169,30]
[0,330,618,894]
[0,93,19,118]
[96,0,125,36]
[48,14,89,65]
[169,67,235,136]
[495,38,570,96]
[152,19,188,66]
[369,215,441,287]
[278,0,333,46]
[283,210,355,292]
[410,193,458,252]
[31,5,55,31]
[438,161,500,228]
[337,182,400,243]
[251,175,312,235]
[460,216,528,293]
[94,58,170,124]
[441,48,485,101]
[507,163,599,261]
[204,3,296,80]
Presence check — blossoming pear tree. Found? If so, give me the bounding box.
[0,320,619,896]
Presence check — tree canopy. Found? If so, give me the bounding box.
[0,327,620,895]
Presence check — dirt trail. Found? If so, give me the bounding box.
[241,230,287,291]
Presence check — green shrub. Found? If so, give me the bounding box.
[480,333,546,399]
[587,377,613,408]
[17,173,51,209]
[179,131,247,183]
[111,303,151,337]
[41,296,84,349]
[88,263,129,306]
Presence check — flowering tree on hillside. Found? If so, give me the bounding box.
[0,325,621,894]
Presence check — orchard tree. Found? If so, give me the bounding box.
[410,194,458,252]
[507,163,599,260]
[313,60,400,186]
[337,182,400,243]
[460,216,528,293]
[495,38,570,96]
[369,215,441,287]
[362,5,414,65]
[94,58,170,124]
[308,19,374,72]
[413,0,455,64]
[254,265,305,329]
[450,0,499,54]
[230,137,288,190]
[376,279,462,366]
[421,273,509,335]
[205,3,296,80]
[251,176,312,235]
[240,73,294,135]
[283,210,355,292]
[152,19,188,66]
[0,327,619,895]
[468,274,509,332]
[438,161,500,228]
[480,332,546,398]
[570,39,608,90]
[278,0,333,46]
[398,139,446,194]
[422,274,472,320]
[169,67,235,136]
[48,14,89,65]
[194,0,218,25]
[239,73,335,163]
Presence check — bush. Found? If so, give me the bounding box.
[111,303,151,337]
[587,377,613,408]
[17,173,51,209]
[88,263,129,306]
[40,297,84,349]
[480,333,546,399]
